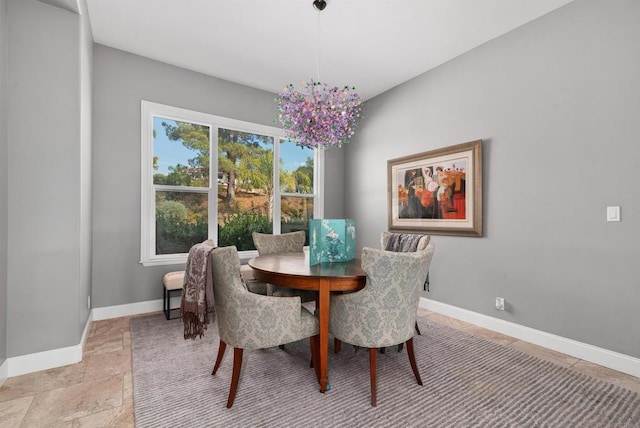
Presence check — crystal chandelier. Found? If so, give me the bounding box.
[276,0,363,150]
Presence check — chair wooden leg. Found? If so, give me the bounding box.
[310,335,320,382]
[334,338,342,353]
[369,348,378,407]
[406,337,423,386]
[226,348,244,408]
[309,336,315,368]
[212,340,227,375]
[398,322,421,352]
[309,337,314,368]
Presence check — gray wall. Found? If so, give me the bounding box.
[345,0,640,359]
[91,45,344,308]
[0,0,8,366]
[323,147,345,219]
[78,0,92,341]
[6,0,92,357]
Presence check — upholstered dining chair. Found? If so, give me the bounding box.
[381,231,431,339]
[209,246,320,408]
[329,244,435,406]
[251,231,315,302]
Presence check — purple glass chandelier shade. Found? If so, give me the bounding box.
[276,80,363,150]
[275,1,363,150]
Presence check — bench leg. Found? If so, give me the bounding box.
[163,287,170,320]
[164,288,182,320]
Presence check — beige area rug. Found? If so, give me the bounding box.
[131,314,640,427]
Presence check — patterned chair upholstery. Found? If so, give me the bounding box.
[210,246,320,408]
[251,231,315,302]
[252,230,306,255]
[329,244,435,406]
[381,232,431,339]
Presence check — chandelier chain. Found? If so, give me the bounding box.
[316,9,321,82]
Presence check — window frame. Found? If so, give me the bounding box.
[140,100,324,266]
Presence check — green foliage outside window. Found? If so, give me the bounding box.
[153,118,312,254]
[156,199,208,254]
[218,210,272,250]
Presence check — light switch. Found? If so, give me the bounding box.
[607,206,620,222]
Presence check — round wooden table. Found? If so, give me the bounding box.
[248,252,365,392]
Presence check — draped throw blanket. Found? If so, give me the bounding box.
[181,240,216,339]
[384,233,423,253]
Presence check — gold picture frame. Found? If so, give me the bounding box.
[387,139,483,237]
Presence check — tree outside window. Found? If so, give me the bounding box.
[141,101,321,266]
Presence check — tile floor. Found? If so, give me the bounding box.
[1,309,639,427]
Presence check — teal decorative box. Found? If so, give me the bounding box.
[309,219,356,265]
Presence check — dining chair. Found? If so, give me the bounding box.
[381,231,431,340]
[333,232,432,353]
[329,244,435,406]
[209,246,320,408]
[251,231,315,302]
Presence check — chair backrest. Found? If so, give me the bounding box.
[381,232,432,291]
[252,231,306,255]
[361,246,435,344]
[381,232,430,252]
[209,246,245,310]
[209,246,256,347]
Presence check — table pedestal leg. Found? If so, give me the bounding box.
[318,278,330,392]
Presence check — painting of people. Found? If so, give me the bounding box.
[388,140,482,237]
[398,162,466,220]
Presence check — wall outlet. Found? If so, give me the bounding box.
[495,297,505,311]
[87,296,91,309]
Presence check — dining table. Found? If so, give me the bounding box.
[248,252,366,393]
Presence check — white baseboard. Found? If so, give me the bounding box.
[3,297,170,378]
[0,358,8,387]
[7,343,83,378]
[5,310,95,378]
[92,296,179,321]
[81,309,94,349]
[92,299,162,321]
[420,298,640,379]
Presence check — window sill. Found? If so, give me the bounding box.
[140,257,187,267]
[140,249,259,267]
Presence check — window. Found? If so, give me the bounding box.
[141,101,323,266]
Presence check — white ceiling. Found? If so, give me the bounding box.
[85,0,574,101]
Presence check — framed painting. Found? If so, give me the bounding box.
[387,139,483,237]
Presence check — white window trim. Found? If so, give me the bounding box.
[140,100,324,266]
